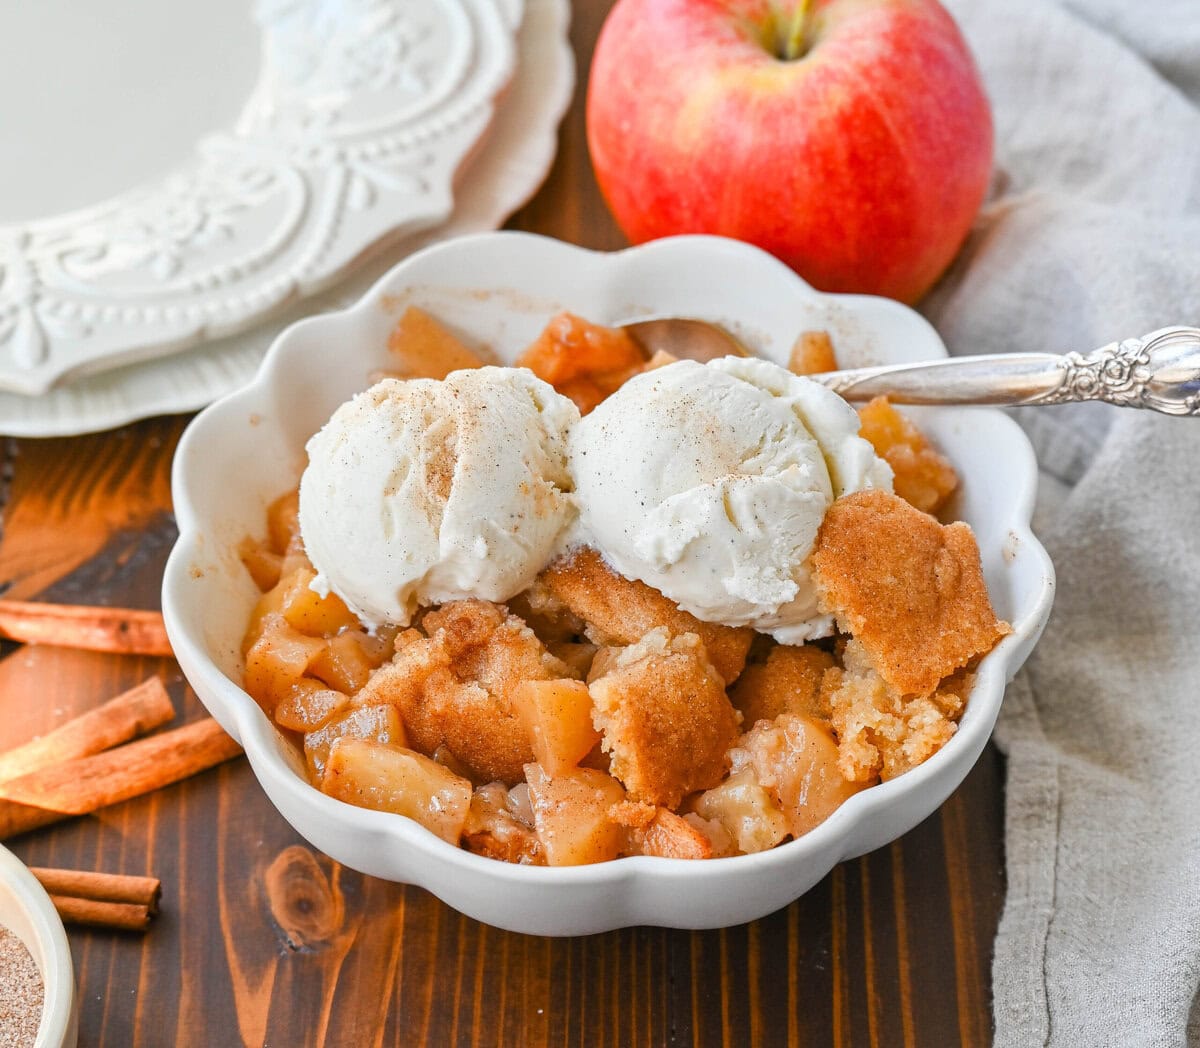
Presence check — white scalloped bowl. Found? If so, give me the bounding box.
[163,232,1054,935]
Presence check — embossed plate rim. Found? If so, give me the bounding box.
[0,0,571,436]
[0,0,520,395]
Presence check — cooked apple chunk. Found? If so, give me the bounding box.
[857,396,958,515]
[515,312,646,415]
[242,612,326,712]
[788,329,838,376]
[730,714,862,837]
[537,547,752,684]
[355,599,566,784]
[462,782,545,865]
[322,739,471,844]
[642,348,680,372]
[307,631,382,695]
[683,813,735,857]
[690,769,789,855]
[387,305,487,379]
[610,801,713,859]
[589,628,739,808]
[278,567,359,636]
[266,489,301,556]
[513,678,601,777]
[525,763,626,866]
[238,538,282,592]
[729,644,836,728]
[304,704,406,780]
[813,489,1008,696]
[273,679,349,733]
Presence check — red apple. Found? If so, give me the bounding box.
[586,0,993,304]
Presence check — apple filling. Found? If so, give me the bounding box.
[237,307,1007,864]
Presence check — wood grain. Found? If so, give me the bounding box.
[0,3,1008,1044]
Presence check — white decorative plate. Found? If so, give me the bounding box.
[0,0,571,437]
[0,0,522,396]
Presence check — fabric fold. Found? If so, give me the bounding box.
[927,1,1200,1042]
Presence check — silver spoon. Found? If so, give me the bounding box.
[623,320,1200,417]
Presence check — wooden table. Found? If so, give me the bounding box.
[0,3,1006,1043]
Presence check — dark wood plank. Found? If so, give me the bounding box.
[0,3,1007,1045]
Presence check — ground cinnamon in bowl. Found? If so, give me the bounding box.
[0,925,43,1048]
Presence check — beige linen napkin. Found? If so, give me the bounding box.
[926,1,1200,1043]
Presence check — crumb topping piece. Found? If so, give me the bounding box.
[537,546,753,684]
[826,641,972,783]
[355,599,567,784]
[813,489,1008,696]
[588,628,740,808]
[729,643,837,727]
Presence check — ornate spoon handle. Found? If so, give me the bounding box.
[812,327,1200,416]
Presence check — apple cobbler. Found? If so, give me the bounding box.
[238,306,1007,865]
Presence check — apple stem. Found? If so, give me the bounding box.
[775,0,812,61]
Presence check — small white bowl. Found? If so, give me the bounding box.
[0,844,77,1048]
[163,232,1055,935]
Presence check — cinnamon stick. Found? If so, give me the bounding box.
[0,678,175,784]
[48,894,153,932]
[0,601,172,657]
[29,868,160,910]
[0,718,242,838]
[0,799,60,838]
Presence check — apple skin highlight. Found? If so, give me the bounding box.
[586,0,994,304]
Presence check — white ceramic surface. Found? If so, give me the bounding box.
[0,844,77,1048]
[163,232,1056,935]
[0,0,521,395]
[0,0,571,438]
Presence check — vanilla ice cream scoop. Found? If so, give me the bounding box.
[299,367,579,628]
[569,357,892,643]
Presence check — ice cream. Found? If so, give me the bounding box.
[299,367,579,628]
[569,357,893,643]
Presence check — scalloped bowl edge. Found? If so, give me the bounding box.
[163,232,1054,935]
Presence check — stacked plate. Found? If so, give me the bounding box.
[0,0,572,436]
